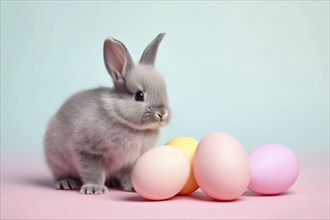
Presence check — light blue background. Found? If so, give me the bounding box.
[1,1,329,156]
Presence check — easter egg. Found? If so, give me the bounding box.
[166,137,199,195]
[248,144,300,195]
[193,132,250,201]
[132,145,190,200]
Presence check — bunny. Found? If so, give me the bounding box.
[44,33,171,195]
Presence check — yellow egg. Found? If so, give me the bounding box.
[166,137,199,195]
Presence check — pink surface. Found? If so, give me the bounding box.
[1,151,329,219]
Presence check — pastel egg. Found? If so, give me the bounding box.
[193,132,250,201]
[248,144,300,195]
[166,137,199,195]
[132,145,190,200]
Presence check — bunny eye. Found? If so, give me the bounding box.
[135,90,144,101]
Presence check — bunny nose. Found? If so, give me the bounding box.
[155,109,168,122]
[156,113,164,122]
[156,110,167,121]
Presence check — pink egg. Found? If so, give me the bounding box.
[248,144,300,195]
[193,132,250,201]
[132,145,190,200]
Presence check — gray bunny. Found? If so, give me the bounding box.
[44,33,171,195]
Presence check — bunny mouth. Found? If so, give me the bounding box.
[131,119,167,130]
[142,109,170,127]
[155,119,166,126]
[144,120,167,130]
[111,105,170,130]
[136,112,169,129]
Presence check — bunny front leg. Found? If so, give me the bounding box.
[76,152,108,195]
[119,165,135,192]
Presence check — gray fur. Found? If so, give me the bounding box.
[104,37,134,91]
[44,33,171,195]
[139,33,165,65]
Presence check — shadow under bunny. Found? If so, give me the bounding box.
[23,177,54,188]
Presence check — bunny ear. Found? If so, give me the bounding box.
[104,37,134,87]
[139,33,165,66]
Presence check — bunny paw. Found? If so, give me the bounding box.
[122,181,136,192]
[80,184,108,195]
[55,178,80,190]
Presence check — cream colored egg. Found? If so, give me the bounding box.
[132,145,190,200]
